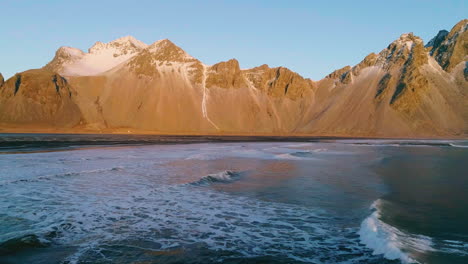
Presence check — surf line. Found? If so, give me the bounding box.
[201,64,220,130]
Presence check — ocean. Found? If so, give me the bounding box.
[0,134,467,264]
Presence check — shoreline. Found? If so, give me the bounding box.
[0,128,466,141]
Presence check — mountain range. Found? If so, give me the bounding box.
[0,19,467,137]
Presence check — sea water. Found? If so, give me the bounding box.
[0,134,467,264]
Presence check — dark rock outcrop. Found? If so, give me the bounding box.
[426,30,449,53]
[430,19,468,71]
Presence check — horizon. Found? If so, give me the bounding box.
[0,0,467,80]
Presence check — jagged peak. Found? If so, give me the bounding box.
[325,33,428,81]
[211,58,240,70]
[390,33,423,50]
[243,64,270,73]
[426,30,449,48]
[56,46,85,58]
[0,72,4,86]
[255,64,270,70]
[226,58,239,64]
[144,38,195,62]
[430,19,468,71]
[363,32,426,71]
[147,39,181,52]
[147,39,188,54]
[43,46,85,73]
[149,38,173,47]
[89,35,147,53]
[125,38,199,77]
[110,36,147,48]
[326,65,351,79]
[447,19,468,39]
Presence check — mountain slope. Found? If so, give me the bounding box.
[0,69,81,128]
[0,20,467,137]
[299,32,467,137]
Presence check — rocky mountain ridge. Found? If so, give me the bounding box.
[1,19,467,137]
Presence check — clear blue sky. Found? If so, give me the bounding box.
[1,0,466,80]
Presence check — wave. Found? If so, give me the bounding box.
[190,170,242,185]
[311,148,327,152]
[185,153,220,160]
[275,151,321,160]
[348,140,459,148]
[0,167,124,186]
[359,199,434,264]
[0,234,50,255]
[275,149,327,160]
[449,143,468,148]
[439,239,468,255]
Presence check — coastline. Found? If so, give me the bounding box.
[0,125,466,140]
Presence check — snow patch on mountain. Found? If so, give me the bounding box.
[55,36,148,76]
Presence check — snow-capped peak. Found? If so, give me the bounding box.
[148,39,176,51]
[146,39,196,61]
[363,33,427,70]
[88,36,147,54]
[57,46,85,58]
[47,36,149,76]
[392,33,423,51]
[45,36,198,76]
[110,36,148,49]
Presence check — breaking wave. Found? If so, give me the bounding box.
[449,143,468,148]
[359,199,434,264]
[346,140,467,148]
[0,234,50,255]
[190,170,242,185]
[275,151,320,160]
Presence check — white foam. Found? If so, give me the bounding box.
[275,153,306,160]
[0,143,373,263]
[449,143,468,148]
[190,170,241,185]
[312,148,327,153]
[359,199,434,263]
[275,151,320,160]
[439,240,468,255]
[6,141,460,263]
[185,152,220,160]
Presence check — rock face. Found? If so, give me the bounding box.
[0,69,81,127]
[243,65,315,99]
[428,19,468,71]
[206,59,246,89]
[426,30,449,53]
[0,20,467,137]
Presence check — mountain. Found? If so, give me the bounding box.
[44,36,148,76]
[426,19,468,72]
[0,69,81,128]
[0,19,467,137]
